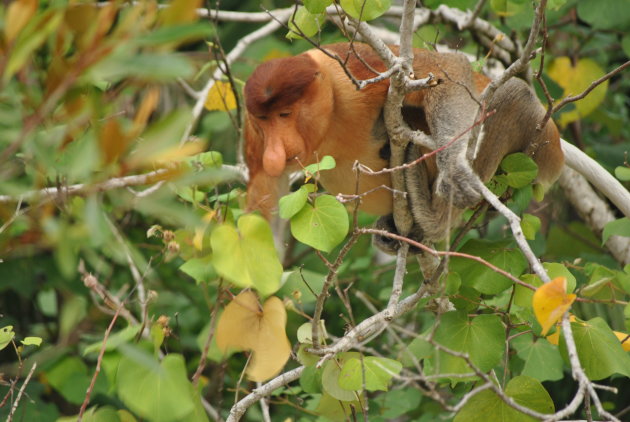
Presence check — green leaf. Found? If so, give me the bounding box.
[47,356,100,405]
[135,23,215,46]
[4,10,64,83]
[543,262,576,293]
[179,256,217,284]
[211,214,282,297]
[622,34,630,58]
[0,326,15,351]
[297,344,320,367]
[514,274,543,309]
[577,0,630,30]
[581,263,617,299]
[450,239,527,294]
[454,376,554,421]
[321,352,361,401]
[429,312,505,379]
[287,6,325,39]
[59,295,87,340]
[602,217,630,245]
[521,213,541,241]
[276,269,325,304]
[86,48,194,83]
[338,356,402,391]
[340,0,392,21]
[615,166,630,181]
[560,317,630,380]
[304,155,337,174]
[279,185,310,219]
[304,0,334,13]
[290,194,349,253]
[378,388,422,418]
[511,334,563,382]
[116,352,196,422]
[300,365,322,393]
[21,337,42,347]
[496,153,539,188]
[401,336,433,367]
[296,321,327,344]
[83,325,143,356]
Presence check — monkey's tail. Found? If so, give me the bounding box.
[561,139,630,218]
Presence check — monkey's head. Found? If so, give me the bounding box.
[244,54,334,178]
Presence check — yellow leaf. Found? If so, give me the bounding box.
[533,277,576,336]
[150,141,205,165]
[193,211,216,251]
[161,0,202,25]
[614,331,630,352]
[547,57,608,127]
[204,81,237,112]
[5,0,38,43]
[216,291,291,382]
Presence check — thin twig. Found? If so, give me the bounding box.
[6,363,37,422]
[78,307,122,421]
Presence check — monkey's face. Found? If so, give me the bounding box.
[246,74,334,179]
[250,107,307,178]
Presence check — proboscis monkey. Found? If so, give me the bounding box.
[243,42,564,248]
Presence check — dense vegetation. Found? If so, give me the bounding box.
[1,0,629,421]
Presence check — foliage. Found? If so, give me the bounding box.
[1,0,630,421]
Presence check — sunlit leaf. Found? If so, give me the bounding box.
[303,156,337,174]
[533,277,576,335]
[4,10,64,83]
[521,213,541,241]
[296,321,327,344]
[338,356,402,392]
[340,0,391,21]
[160,0,202,25]
[304,0,334,13]
[215,291,291,382]
[211,214,282,296]
[5,0,37,43]
[0,326,16,351]
[548,57,608,127]
[21,336,43,347]
[279,185,310,220]
[321,352,361,401]
[204,81,237,111]
[287,6,325,39]
[290,194,349,253]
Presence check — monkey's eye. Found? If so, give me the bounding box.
[279,112,292,118]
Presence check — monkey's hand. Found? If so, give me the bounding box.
[372,215,426,255]
[434,160,483,209]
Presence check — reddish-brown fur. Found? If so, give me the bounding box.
[243,43,563,222]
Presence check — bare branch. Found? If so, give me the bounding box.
[6,363,37,422]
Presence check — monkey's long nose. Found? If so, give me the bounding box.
[262,138,287,177]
